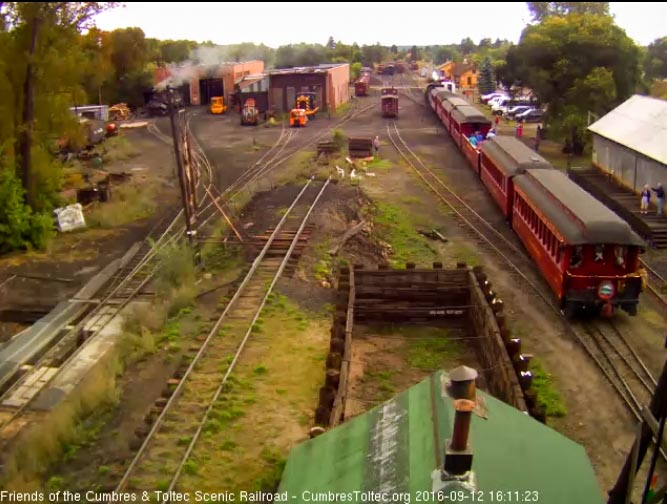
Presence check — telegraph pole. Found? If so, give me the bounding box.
[167,86,197,253]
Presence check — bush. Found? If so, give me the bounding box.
[0,169,54,254]
[332,129,347,151]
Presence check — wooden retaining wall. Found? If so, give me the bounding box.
[313,262,545,431]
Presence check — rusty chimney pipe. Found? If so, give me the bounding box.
[451,399,475,450]
[448,366,478,400]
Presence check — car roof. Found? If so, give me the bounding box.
[514,170,645,246]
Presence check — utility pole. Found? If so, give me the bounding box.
[167,86,197,255]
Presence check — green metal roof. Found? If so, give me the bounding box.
[279,370,604,503]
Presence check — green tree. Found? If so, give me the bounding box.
[511,13,640,149]
[409,45,420,61]
[459,37,475,55]
[350,62,362,80]
[644,37,667,80]
[477,58,495,95]
[527,2,610,21]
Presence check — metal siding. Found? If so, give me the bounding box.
[286,87,295,111]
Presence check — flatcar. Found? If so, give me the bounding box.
[511,170,644,317]
[424,87,646,317]
[381,87,399,118]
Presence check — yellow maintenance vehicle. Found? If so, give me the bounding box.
[209,96,227,114]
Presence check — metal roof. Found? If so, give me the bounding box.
[279,370,603,503]
[588,94,667,166]
[514,170,646,246]
[269,63,349,75]
[451,105,491,124]
[480,136,552,176]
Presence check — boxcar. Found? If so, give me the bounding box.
[449,105,492,149]
[511,170,645,317]
[381,87,399,118]
[478,136,551,218]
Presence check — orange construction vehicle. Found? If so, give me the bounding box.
[289,108,307,127]
[295,92,319,117]
[209,96,227,114]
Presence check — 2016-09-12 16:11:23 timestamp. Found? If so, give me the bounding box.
[417,490,540,502]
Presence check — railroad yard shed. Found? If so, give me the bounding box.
[268,63,350,113]
[154,60,265,106]
[588,94,667,203]
[279,370,604,503]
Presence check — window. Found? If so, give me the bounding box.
[571,246,583,268]
[594,245,605,262]
[614,246,626,267]
[467,76,472,86]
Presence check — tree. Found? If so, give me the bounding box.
[2,2,117,207]
[326,35,335,50]
[409,45,420,61]
[527,2,610,21]
[645,37,667,80]
[459,37,475,56]
[390,44,398,55]
[511,13,640,149]
[478,58,495,95]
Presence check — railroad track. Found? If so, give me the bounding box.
[114,177,331,499]
[385,120,550,303]
[640,259,667,308]
[387,120,665,451]
[0,209,186,440]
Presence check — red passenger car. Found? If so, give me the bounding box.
[438,94,468,132]
[449,106,492,149]
[511,170,645,317]
[479,136,551,218]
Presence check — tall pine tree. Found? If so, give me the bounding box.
[478,58,495,95]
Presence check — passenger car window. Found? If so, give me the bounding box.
[570,246,583,268]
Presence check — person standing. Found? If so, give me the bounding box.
[373,135,381,156]
[652,182,665,216]
[640,185,651,215]
[535,124,542,152]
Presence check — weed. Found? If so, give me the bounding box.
[530,359,567,418]
[183,460,198,475]
[177,436,192,446]
[374,202,436,267]
[86,183,156,228]
[254,365,268,375]
[220,440,237,451]
[408,336,460,370]
[47,475,64,490]
[98,465,110,475]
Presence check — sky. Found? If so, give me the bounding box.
[93,2,666,47]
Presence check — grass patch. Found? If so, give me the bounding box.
[366,157,393,170]
[408,333,461,370]
[275,150,317,186]
[99,135,140,163]
[253,365,268,375]
[86,182,157,228]
[333,102,351,118]
[449,243,480,267]
[374,202,437,267]
[529,358,567,418]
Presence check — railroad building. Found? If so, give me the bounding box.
[279,369,603,503]
[154,61,265,107]
[268,63,350,113]
[588,94,667,211]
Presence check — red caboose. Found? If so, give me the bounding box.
[355,73,370,97]
[381,87,399,118]
[479,136,551,218]
[511,170,645,317]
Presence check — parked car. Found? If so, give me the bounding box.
[481,92,509,104]
[515,109,543,123]
[504,105,534,120]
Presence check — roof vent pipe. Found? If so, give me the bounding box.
[448,366,478,400]
[443,399,475,476]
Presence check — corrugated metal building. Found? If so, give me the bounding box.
[234,74,270,113]
[279,369,604,503]
[589,95,667,210]
[268,63,350,113]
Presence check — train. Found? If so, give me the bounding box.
[381,87,399,118]
[425,84,646,318]
[355,68,372,97]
